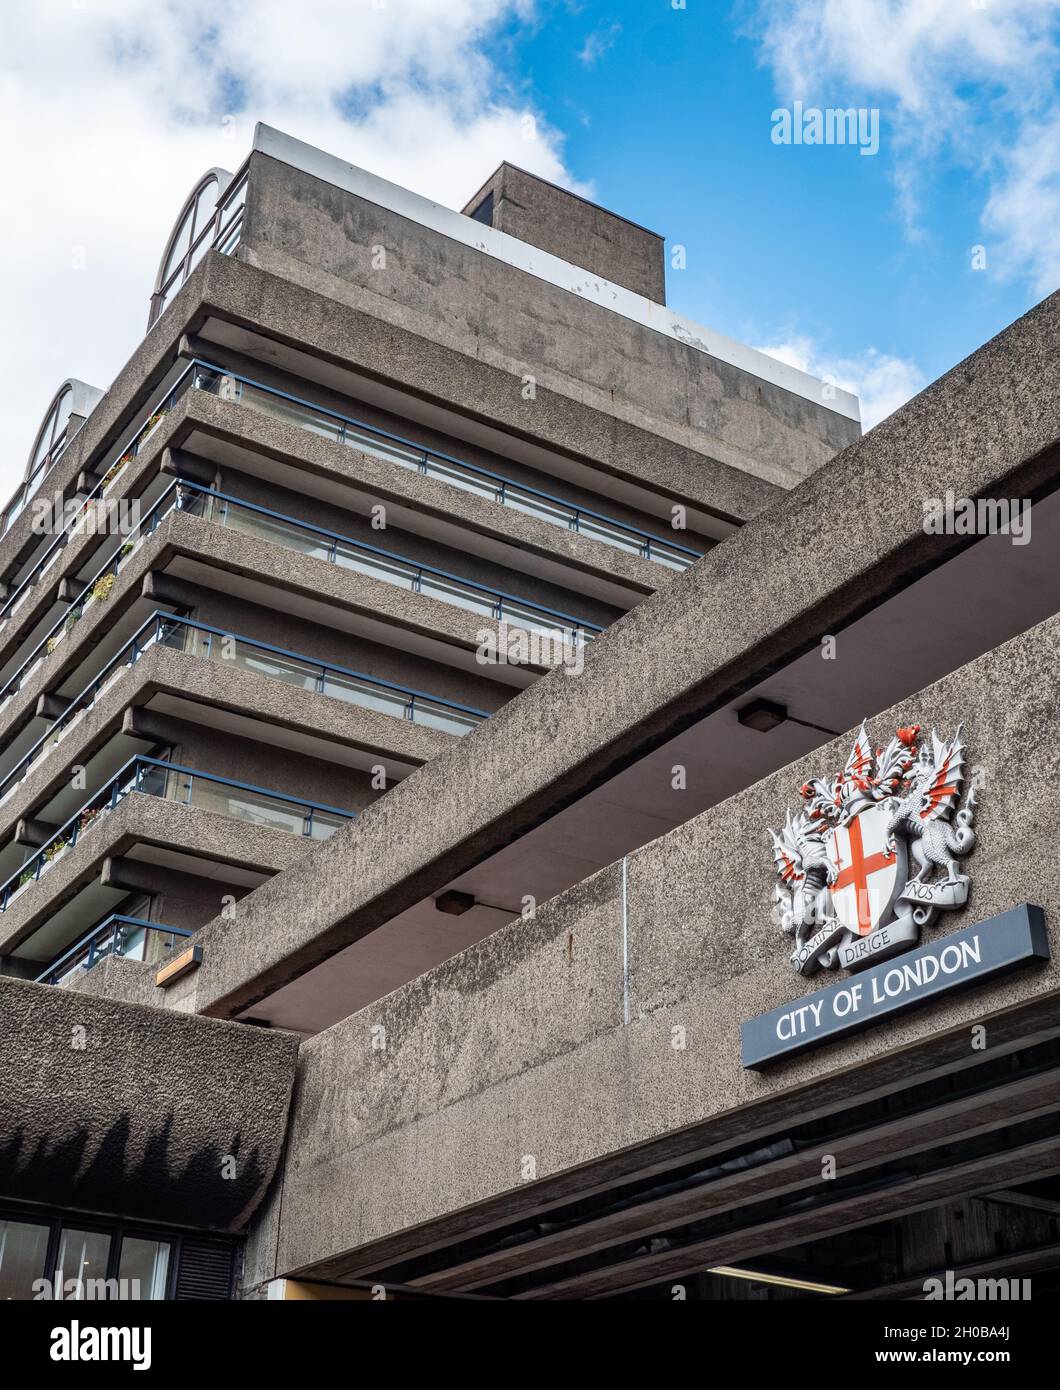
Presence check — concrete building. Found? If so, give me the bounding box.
[1,124,1056,1303]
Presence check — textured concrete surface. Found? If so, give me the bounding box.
[243,157,855,492]
[0,642,452,852]
[180,387,665,601]
[255,612,1060,1277]
[461,162,666,304]
[0,403,181,675]
[0,479,556,781]
[0,792,307,960]
[196,257,785,520]
[163,279,1060,1021]
[0,974,298,1230]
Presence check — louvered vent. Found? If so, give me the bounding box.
[174,1238,238,1300]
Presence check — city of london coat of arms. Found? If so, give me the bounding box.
[769,723,978,975]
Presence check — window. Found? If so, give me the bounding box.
[151,169,231,325]
[55,1228,110,1298]
[0,1219,49,1299]
[469,191,494,226]
[0,1208,230,1301]
[117,1237,171,1301]
[27,386,73,478]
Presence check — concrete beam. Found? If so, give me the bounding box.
[160,281,1060,1022]
[248,610,1060,1283]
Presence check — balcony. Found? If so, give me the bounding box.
[188,360,700,571]
[0,360,202,622]
[35,912,191,987]
[0,754,353,912]
[0,473,600,718]
[0,612,487,811]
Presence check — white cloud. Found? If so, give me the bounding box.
[753,0,1060,281]
[0,0,577,498]
[578,23,622,66]
[755,335,925,431]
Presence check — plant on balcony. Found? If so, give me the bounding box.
[43,838,68,863]
[78,806,101,834]
[46,634,60,654]
[101,457,128,489]
[64,608,81,633]
[90,574,116,604]
[17,868,35,890]
[139,410,168,448]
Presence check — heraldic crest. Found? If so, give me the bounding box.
[770,723,978,975]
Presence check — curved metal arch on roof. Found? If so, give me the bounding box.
[23,379,103,483]
[149,166,233,329]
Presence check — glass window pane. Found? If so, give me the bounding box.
[217,177,247,231]
[187,228,212,276]
[55,1228,111,1299]
[419,573,496,618]
[323,672,409,719]
[424,457,498,500]
[117,1237,170,1300]
[162,208,193,283]
[193,179,219,238]
[335,546,416,589]
[30,416,54,469]
[347,426,423,470]
[577,514,643,555]
[0,1219,50,1299]
[52,389,74,443]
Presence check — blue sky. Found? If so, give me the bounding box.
[4,0,1060,482]
[492,0,1058,427]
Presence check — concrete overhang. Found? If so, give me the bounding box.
[179,253,788,520]
[171,388,663,610]
[246,125,859,460]
[0,793,306,963]
[0,975,298,1232]
[251,612,1060,1288]
[248,125,855,419]
[144,283,1060,1024]
[0,643,451,873]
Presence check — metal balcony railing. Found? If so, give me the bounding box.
[188,360,700,570]
[0,475,600,716]
[0,612,487,809]
[35,913,192,987]
[0,754,353,911]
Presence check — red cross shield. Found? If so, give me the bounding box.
[827,802,907,936]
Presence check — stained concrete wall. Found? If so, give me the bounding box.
[149,280,1060,1023]
[0,975,299,1230]
[250,609,1060,1280]
[462,163,667,304]
[240,155,857,490]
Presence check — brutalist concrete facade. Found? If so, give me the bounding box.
[6,123,1059,1303]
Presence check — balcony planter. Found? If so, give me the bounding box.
[78,807,102,838]
[42,839,70,868]
[10,872,37,903]
[101,456,131,496]
[137,411,168,452]
[89,573,117,605]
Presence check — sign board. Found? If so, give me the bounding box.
[741,904,1048,1069]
